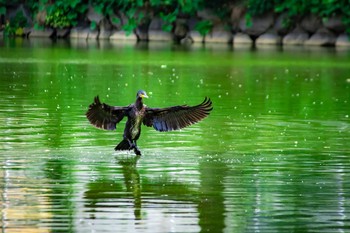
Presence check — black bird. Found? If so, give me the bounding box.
[86,90,213,155]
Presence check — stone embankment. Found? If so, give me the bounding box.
[2,4,350,47]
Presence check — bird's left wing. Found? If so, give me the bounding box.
[86,96,129,130]
[143,97,213,132]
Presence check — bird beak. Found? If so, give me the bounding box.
[140,94,148,98]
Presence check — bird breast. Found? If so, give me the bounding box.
[130,116,142,137]
[128,108,146,139]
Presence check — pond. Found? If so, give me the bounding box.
[1,38,350,232]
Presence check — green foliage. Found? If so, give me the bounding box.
[90,21,97,30]
[1,0,350,35]
[149,0,204,32]
[45,6,71,28]
[123,18,138,35]
[88,0,146,34]
[122,8,145,35]
[111,16,121,25]
[4,11,27,37]
[247,0,350,33]
[160,9,178,32]
[178,0,201,14]
[202,0,239,19]
[90,0,119,16]
[247,0,274,16]
[45,0,87,29]
[0,0,7,15]
[195,20,213,36]
[0,6,6,15]
[273,0,312,17]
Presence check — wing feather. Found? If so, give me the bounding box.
[86,96,128,130]
[143,97,213,132]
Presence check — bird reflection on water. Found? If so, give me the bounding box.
[117,156,142,220]
[83,154,202,224]
[84,155,142,220]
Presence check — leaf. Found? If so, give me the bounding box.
[90,21,97,30]
[106,7,113,15]
[94,4,104,14]
[34,22,44,30]
[0,6,6,15]
[162,23,173,32]
[77,4,88,13]
[15,27,23,36]
[123,18,137,35]
[70,0,80,8]
[245,13,252,28]
[136,0,144,7]
[111,16,121,25]
[126,8,136,18]
[195,20,213,36]
[150,0,161,6]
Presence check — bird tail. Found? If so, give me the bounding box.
[115,139,131,151]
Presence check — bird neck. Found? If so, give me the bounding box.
[135,97,143,110]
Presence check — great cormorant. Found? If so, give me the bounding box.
[86,90,213,155]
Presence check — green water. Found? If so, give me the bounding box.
[1,39,350,232]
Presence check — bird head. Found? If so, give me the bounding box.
[136,90,148,99]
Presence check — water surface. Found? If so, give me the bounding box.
[1,39,350,232]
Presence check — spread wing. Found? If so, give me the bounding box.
[86,96,128,130]
[143,97,213,132]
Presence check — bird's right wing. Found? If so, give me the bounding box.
[86,96,128,130]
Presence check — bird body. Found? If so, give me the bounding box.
[124,99,146,143]
[86,90,212,155]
